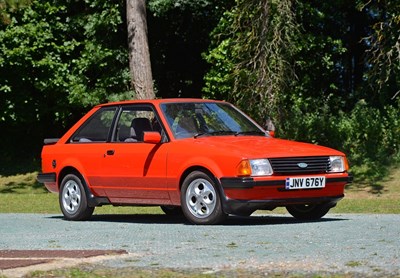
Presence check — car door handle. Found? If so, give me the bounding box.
[106,150,115,156]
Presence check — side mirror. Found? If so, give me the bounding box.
[264,117,275,138]
[143,131,162,144]
[268,131,275,138]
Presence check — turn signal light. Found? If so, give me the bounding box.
[344,156,350,171]
[237,160,252,176]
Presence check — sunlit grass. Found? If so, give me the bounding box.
[332,198,400,214]
[0,172,164,214]
[26,267,310,278]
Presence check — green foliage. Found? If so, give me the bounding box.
[149,0,215,16]
[0,0,132,172]
[0,0,31,25]
[278,97,400,182]
[147,0,231,98]
[338,102,400,181]
[204,0,400,183]
[358,0,400,103]
[203,0,298,121]
[281,1,400,181]
[0,0,399,184]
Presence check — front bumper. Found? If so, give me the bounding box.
[220,176,353,189]
[218,175,352,216]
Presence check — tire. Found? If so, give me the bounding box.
[180,171,227,225]
[160,205,183,216]
[286,203,331,221]
[59,174,94,221]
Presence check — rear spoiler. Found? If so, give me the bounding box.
[44,138,59,145]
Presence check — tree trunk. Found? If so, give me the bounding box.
[126,0,155,99]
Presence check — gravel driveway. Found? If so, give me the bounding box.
[0,213,399,276]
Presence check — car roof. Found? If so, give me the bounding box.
[95,98,227,108]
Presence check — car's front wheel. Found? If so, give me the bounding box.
[181,171,227,225]
[286,203,331,221]
[59,174,94,221]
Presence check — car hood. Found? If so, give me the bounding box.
[188,136,344,158]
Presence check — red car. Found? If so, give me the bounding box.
[37,99,352,224]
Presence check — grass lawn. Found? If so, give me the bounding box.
[0,168,399,214]
[332,165,400,214]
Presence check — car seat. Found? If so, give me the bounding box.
[130,117,153,141]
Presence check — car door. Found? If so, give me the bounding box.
[67,106,118,197]
[98,105,170,204]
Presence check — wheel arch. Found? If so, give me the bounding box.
[57,166,109,207]
[179,166,227,208]
[58,166,83,190]
[179,166,218,191]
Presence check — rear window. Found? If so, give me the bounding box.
[70,107,117,143]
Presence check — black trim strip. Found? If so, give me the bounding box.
[44,138,59,145]
[328,176,353,183]
[37,173,56,183]
[220,177,255,188]
[220,177,285,189]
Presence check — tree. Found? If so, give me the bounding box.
[203,0,298,121]
[358,0,400,105]
[0,0,132,172]
[203,0,400,183]
[0,0,31,25]
[126,0,155,99]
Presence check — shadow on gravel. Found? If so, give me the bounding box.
[223,215,348,226]
[48,214,348,226]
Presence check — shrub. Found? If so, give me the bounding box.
[278,99,400,183]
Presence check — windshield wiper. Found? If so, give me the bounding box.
[234,131,266,136]
[194,130,237,138]
[194,130,266,138]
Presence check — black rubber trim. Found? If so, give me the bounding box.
[79,176,110,207]
[328,176,353,184]
[43,138,59,145]
[220,177,285,189]
[86,194,110,207]
[37,173,56,183]
[220,177,255,188]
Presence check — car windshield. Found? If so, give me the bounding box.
[160,102,266,139]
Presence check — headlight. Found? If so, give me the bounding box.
[237,159,273,176]
[329,156,346,173]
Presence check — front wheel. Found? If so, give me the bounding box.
[181,171,227,225]
[286,203,331,221]
[59,174,94,221]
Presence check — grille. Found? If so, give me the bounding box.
[269,156,330,175]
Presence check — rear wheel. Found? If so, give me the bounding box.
[181,171,227,225]
[59,174,94,221]
[286,203,331,221]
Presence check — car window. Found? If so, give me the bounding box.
[161,102,264,139]
[113,105,163,142]
[71,107,117,143]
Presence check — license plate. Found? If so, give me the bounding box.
[285,177,325,190]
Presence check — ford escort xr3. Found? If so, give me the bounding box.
[37,99,352,224]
